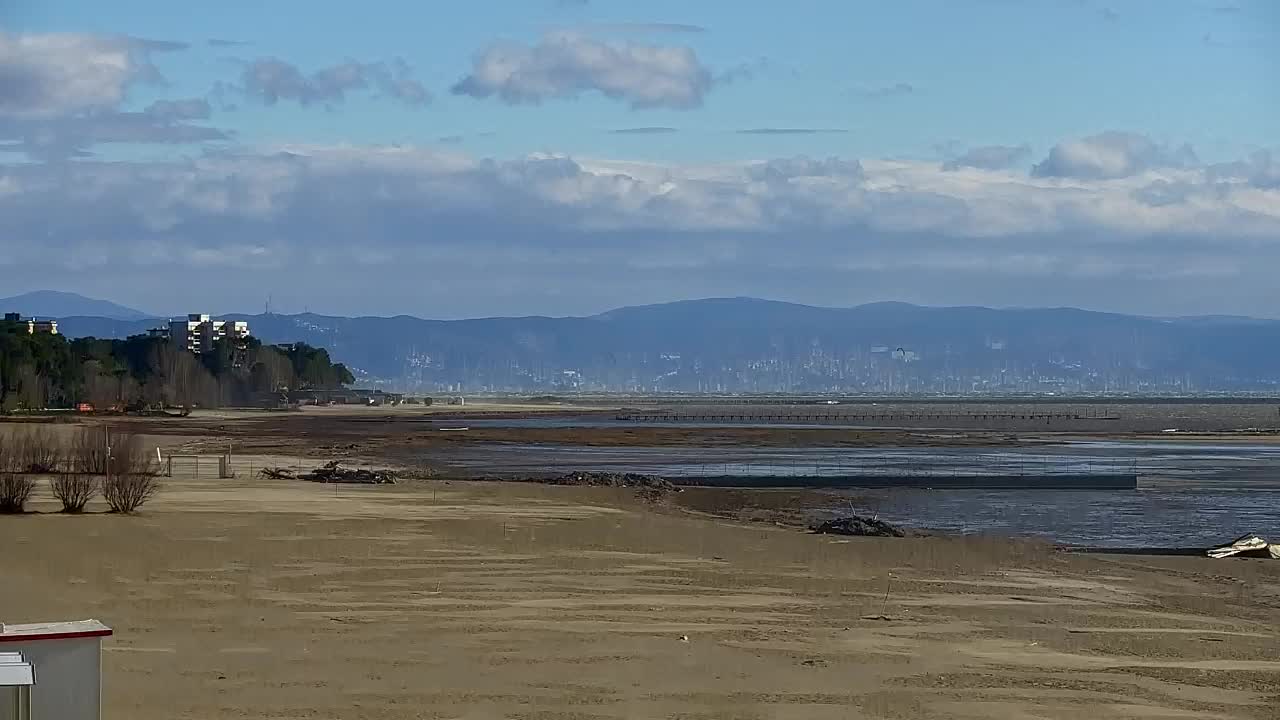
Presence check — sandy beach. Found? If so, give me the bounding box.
[4,438,1280,718]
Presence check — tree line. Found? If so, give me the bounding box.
[0,325,354,411]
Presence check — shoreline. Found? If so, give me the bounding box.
[4,425,1280,718]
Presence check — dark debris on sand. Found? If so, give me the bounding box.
[300,461,397,485]
[811,515,906,538]
[529,471,680,501]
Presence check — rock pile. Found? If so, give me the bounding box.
[811,515,905,538]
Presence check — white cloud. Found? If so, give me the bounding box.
[0,31,181,118]
[943,144,1032,171]
[0,31,436,159]
[1209,150,1280,189]
[239,57,430,107]
[145,98,212,121]
[0,112,229,161]
[0,32,227,159]
[1033,131,1199,180]
[452,33,714,109]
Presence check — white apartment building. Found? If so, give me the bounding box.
[167,314,250,354]
[3,313,59,335]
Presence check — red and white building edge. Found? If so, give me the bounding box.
[0,620,112,720]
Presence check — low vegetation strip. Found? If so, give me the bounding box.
[0,426,159,513]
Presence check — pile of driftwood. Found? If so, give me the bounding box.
[811,515,906,538]
[527,471,679,501]
[260,461,397,485]
[540,471,677,492]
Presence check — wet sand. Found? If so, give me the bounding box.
[3,462,1280,719]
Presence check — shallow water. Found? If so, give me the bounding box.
[840,488,1280,548]
[436,440,1280,547]
[439,441,1280,481]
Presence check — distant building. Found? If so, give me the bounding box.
[3,312,59,335]
[160,314,250,355]
[285,388,403,406]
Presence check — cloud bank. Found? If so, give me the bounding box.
[2,134,1277,315]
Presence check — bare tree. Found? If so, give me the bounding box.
[154,346,219,409]
[0,474,36,513]
[81,360,119,411]
[13,365,45,410]
[50,474,98,513]
[102,474,159,513]
[250,350,294,394]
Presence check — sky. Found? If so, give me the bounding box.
[1,0,1277,319]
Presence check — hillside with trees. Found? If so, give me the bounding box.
[0,323,352,411]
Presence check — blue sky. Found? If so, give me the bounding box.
[0,1,1277,317]
[10,0,1275,163]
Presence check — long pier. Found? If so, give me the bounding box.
[617,411,1120,424]
[673,473,1138,490]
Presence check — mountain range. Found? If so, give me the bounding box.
[16,294,1280,393]
[0,290,154,321]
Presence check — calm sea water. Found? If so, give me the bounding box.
[840,488,1280,548]
[435,441,1280,548]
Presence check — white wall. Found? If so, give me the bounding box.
[0,638,100,720]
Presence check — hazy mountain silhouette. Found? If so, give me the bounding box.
[0,290,154,321]
[46,297,1280,392]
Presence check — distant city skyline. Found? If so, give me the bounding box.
[1,1,1277,318]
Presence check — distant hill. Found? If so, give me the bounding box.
[0,291,155,321]
[49,298,1280,393]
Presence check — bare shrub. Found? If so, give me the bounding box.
[16,427,62,474]
[107,431,157,478]
[69,427,155,475]
[0,474,36,513]
[50,474,98,514]
[102,474,159,513]
[70,428,110,475]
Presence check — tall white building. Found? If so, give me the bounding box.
[167,314,250,354]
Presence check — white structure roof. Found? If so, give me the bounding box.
[0,651,34,686]
[0,620,112,643]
